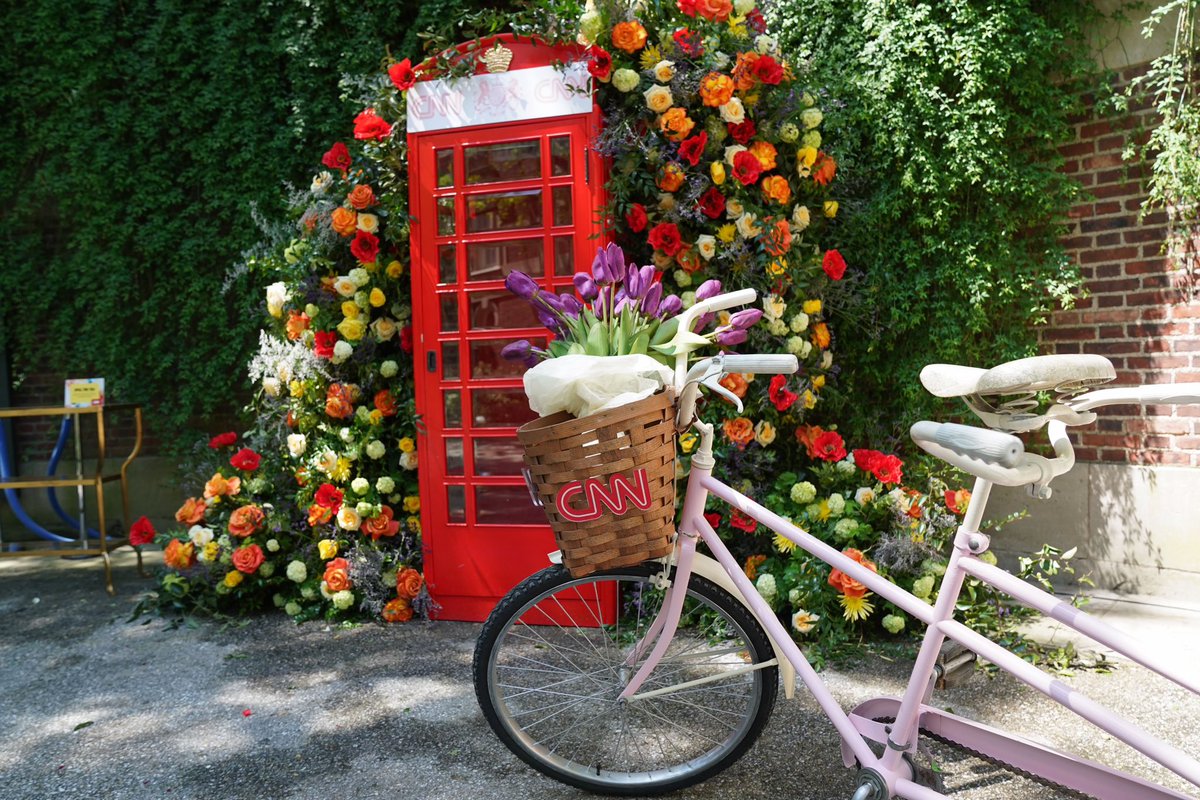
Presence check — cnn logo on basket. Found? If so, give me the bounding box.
[554,469,653,522]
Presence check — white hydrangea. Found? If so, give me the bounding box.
[380,360,399,378]
[286,561,307,583]
[355,501,375,518]
[612,68,640,92]
[266,539,280,553]
[348,268,371,287]
[332,590,355,610]
[827,493,846,517]
[790,481,817,504]
[366,440,386,460]
[376,476,395,494]
[790,313,809,333]
[836,459,855,475]
[351,477,370,495]
[331,339,353,364]
[284,601,302,616]
[755,573,778,604]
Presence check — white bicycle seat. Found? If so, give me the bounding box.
[920,354,1116,398]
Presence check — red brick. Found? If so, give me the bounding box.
[1097,134,1127,151]
[1092,340,1144,355]
[1171,304,1200,318]
[1083,153,1125,170]
[1080,246,1142,264]
[1080,216,1135,233]
[1123,226,1164,244]
[1094,232,1122,247]
[1125,258,1167,275]
[1063,235,1094,250]
[1060,141,1096,157]
[1088,308,1140,324]
[1043,327,1097,342]
[1097,295,1125,308]
[1092,278,1140,293]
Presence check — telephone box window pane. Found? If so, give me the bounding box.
[448,485,466,523]
[468,290,539,330]
[475,486,545,525]
[437,197,456,235]
[550,136,571,177]
[552,186,573,227]
[436,148,455,188]
[465,140,541,185]
[470,338,542,379]
[438,245,457,284]
[444,391,462,428]
[472,388,537,428]
[474,438,526,476]
[441,341,460,380]
[440,295,459,332]
[467,239,544,282]
[466,190,543,233]
[445,437,464,476]
[553,236,574,276]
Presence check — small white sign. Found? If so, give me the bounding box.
[407,63,593,133]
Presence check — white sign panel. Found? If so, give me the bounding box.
[407,63,593,133]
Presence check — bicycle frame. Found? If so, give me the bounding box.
[615,420,1200,800]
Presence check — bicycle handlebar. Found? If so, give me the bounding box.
[676,354,800,428]
[910,419,1075,490]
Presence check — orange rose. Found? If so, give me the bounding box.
[795,424,826,459]
[163,538,196,570]
[346,185,376,210]
[656,162,685,193]
[763,218,792,256]
[382,597,414,623]
[231,544,265,574]
[228,504,265,538]
[813,152,837,186]
[374,389,398,417]
[330,207,358,237]
[203,473,242,500]
[363,506,400,540]
[396,567,424,600]
[749,141,778,171]
[744,553,767,581]
[812,321,831,349]
[285,311,311,341]
[323,557,352,592]
[732,52,761,91]
[828,548,877,598]
[658,107,695,142]
[761,175,792,205]
[676,246,701,273]
[696,0,733,21]
[722,417,755,447]
[308,503,334,526]
[325,383,355,419]
[611,20,648,53]
[698,72,734,107]
[175,497,207,525]
[719,373,748,398]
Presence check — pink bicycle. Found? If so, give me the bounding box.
[473,288,1200,799]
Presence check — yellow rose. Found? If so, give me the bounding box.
[710,161,726,185]
[403,495,421,513]
[767,259,787,277]
[357,213,379,233]
[716,224,737,243]
[679,432,698,454]
[764,294,787,319]
[653,60,675,82]
[803,299,823,315]
[336,316,367,341]
[289,380,304,398]
[797,146,818,167]
[224,570,244,588]
[368,409,383,425]
[803,390,817,410]
[824,200,839,218]
[754,420,777,446]
[369,288,386,307]
[813,374,826,391]
[341,301,360,319]
[203,542,220,562]
[318,539,338,560]
[386,261,404,278]
[398,437,416,453]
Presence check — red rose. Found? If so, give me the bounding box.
[677,131,708,166]
[673,28,703,57]
[625,203,648,233]
[350,230,380,263]
[873,454,904,485]
[321,142,351,174]
[852,449,883,474]
[753,55,784,85]
[229,448,261,472]
[768,374,798,411]
[702,512,722,530]
[208,431,237,449]
[676,0,698,16]
[129,516,156,547]
[697,186,726,220]
[399,325,413,353]
[727,120,757,145]
[374,389,398,417]
[732,150,763,186]
[388,58,418,91]
[647,222,683,257]
[313,331,337,359]
[731,509,758,533]
[232,544,265,575]
[587,45,612,81]
[822,249,847,281]
[315,483,344,513]
[813,430,847,462]
[746,7,767,33]
[353,108,392,141]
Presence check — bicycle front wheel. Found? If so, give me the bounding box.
[473,563,778,795]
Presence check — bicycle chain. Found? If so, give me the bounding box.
[871,717,1097,800]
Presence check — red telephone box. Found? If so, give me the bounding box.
[408,37,607,621]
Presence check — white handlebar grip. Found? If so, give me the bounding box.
[911,421,1024,468]
[720,354,799,375]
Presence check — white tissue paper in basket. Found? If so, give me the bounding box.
[523,355,674,418]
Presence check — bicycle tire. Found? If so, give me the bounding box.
[474,563,778,795]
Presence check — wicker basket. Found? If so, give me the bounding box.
[517,390,677,577]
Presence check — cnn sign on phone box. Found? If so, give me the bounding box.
[407,64,592,133]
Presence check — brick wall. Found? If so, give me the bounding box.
[1049,62,1200,467]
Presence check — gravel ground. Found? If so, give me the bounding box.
[1,551,1197,800]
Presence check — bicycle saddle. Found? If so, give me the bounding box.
[920,354,1115,398]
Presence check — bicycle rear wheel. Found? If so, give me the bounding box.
[474,563,778,795]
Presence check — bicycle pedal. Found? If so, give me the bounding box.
[935,640,977,689]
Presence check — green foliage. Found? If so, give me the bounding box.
[774,0,1100,444]
[0,0,496,441]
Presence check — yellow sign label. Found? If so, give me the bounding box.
[64,379,105,408]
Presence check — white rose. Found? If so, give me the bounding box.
[696,235,717,261]
[822,351,833,369]
[376,476,395,494]
[792,204,811,231]
[332,340,353,364]
[643,84,673,113]
[399,451,418,470]
[855,487,876,506]
[718,98,745,124]
[801,340,814,358]
[262,377,280,397]
[266,282,289,318]
[725,198,745,218]
[188,525,214,548]
[736,212,762,239]
[612,68,640,92]
[653,60,675,82]
[380,360,399,378]
[764,294,787,320]
[366,440,386,460]
[754,35,778,54]
[356,213,378,233]
[339,427,354,443]
[351,477,370,495]
[333,277,356,297]
[311,172,333,193]
[317,450,338,474]
[337,506,362,531]
[724,144,747,165]
[287,434,307,458]
[348,268,370,287]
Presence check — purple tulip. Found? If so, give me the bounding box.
[573,272,598,301]
[537,292,564,313]
[716,328,748,346]
[640,282,663,317]
[559,293,583,317]
[500,340,533,362]
[505,270,538,300]
[591,242,626,285]
[658,294,683,318]
[537,308,565,336]
[693,312,715,332]
[695,279,723,302]
[729,309,763,329]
